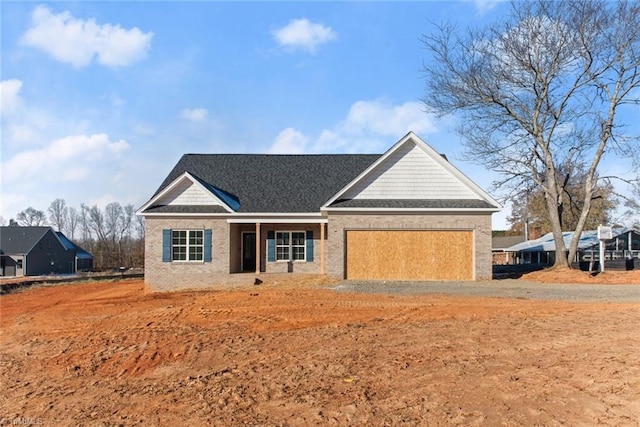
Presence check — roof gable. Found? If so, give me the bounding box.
[138,172,238,214]
[324,132,501,210]
[340,139,477,200]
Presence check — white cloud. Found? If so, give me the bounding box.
[341,100,437,137]
[89,194,119,210]
[3,133,130,184]
[133,122,155,135]
[1,80,55,149]
[0,193,29,220]
[180,108,208,122]
[313,99,438,152]
[20,5,153,68]
[272,18,337,53]
[0,79,23,115]
[473,0,503,15]
[267,99,439,154]
[268,128,309,154]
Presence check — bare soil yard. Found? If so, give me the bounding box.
[1,271,639,426]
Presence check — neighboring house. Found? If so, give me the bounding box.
[492,235,525,265]
[0,226,93,277]
[506,227,640,268]
[137,132,502,291]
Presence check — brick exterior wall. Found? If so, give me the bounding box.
[260,224,322,275]
[145,213,492,291]
[145,218,323,291]
[145,217,231,291]
[325,212,493,281]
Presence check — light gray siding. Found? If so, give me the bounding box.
[342,141,477,200]
[162,177,224,206]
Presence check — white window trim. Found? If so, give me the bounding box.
[275,230,306,262]
[172,229,204,262]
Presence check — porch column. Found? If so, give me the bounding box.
[255,222,261,275]
[320,223,325,274]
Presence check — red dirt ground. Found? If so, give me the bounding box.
[1,272,639,426]
[523,267,640,284]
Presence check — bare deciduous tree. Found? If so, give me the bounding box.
[67,207,79,240]
[48,198,68,232]
[10,199,145,270]
[134,213,145,266]
[121,204,135,266]
[80,202,141,268]
[422,0,640,268]
[16,207,47,226]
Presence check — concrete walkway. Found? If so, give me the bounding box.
[332,279,640,302]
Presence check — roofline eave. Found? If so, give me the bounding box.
[138,211,325,218]
[321,207,501,213]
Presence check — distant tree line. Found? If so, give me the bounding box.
[2,199,144,271]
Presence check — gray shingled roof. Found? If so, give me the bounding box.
[0,226,51,254]
[146,152,498,214]
[492,235,526,250]
[0,227,92,258]
[150,154,381,213]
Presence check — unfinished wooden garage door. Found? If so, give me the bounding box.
[346,230,473,281]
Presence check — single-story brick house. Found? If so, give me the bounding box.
[506,226,640,269]
[492,235,526,265]
[0,226,93,277]
[137,132,502,291]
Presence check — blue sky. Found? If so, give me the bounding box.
[4,0,620,230]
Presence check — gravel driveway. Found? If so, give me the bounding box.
[332,279,640,302]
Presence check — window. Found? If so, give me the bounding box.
[275,231,289,261]
[172,230,204,261]
[292,232,306,261]
[275,231,306,261]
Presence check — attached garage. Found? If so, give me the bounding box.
[345,230,473,281]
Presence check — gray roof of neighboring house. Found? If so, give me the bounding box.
[55,232,93,259]
[0,226,52,254]
[0,226,92,258]
[151,154,382,213]
[492,235,526,250]
[506,227,638,253]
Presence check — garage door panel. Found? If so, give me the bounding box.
[346,230,472,281]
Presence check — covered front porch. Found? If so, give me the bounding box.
[228,218,328,275]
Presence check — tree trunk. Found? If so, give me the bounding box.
[545,183,570,268]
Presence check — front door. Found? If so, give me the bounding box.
[242,232,257,272]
